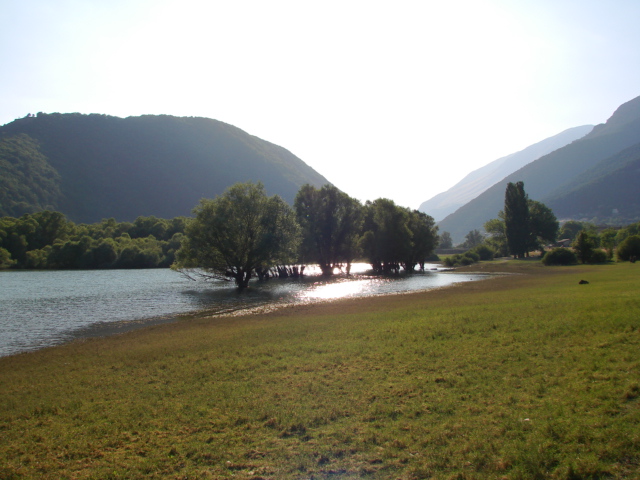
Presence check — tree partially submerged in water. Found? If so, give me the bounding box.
[174,182,300,290]
[294,184,363,276]
[360,199,438,274]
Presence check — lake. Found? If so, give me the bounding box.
[0,265,487,357]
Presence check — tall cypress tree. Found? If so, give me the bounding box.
[504,181,530,258]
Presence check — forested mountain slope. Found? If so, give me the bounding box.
[419,125,593,221]
[437,95,640,243]
[544,141,640,221]
[0,113,330,222]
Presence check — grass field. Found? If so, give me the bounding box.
[0,260,638,479]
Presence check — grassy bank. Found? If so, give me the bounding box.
[1,261,639,479]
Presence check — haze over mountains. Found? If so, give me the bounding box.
[419,125,594,222]
[435,95,640,243]
[2,95,639,240]
[0,113,329,223]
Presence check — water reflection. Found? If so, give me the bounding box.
[302,278,370,300]
[0,264,487,356]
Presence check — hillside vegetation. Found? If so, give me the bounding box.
[419,125,593,222]
[0,261,638,479]
[0,113,329,223]
[438,95,640,243]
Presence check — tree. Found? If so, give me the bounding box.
[462,229,484,249]
[617,235,640,262]
[572,230,596,264]
[360,199,413,274]
[403,210,438,271]
[0,247,15,268]
[360,199,438,273]
[438,231,453,249]
[528,200,558,251]
[174,182,300,290]
[504,181,529,258]
[600,228,617,260]
[483,215,508,257]
[559,221,595,241]
[294,184,362,276]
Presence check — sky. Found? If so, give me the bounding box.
[2,0,640,210]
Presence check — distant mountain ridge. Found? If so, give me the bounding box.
[436,95,640,243]
[0,113,330,222]
[419,125,593,221]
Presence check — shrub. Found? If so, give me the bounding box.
[471,244,495,261]
[460,255,475,266]
[589,249,608,264]
[542,247,578,266]
[617,235,640,262]
[463,251,480,263]
[442,251,480,267]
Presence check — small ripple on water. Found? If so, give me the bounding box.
[0,265,487,357]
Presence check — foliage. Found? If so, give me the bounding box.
[528,199,559,249]
[504,181,530,258]
[360,199,438,273]
[0,247,15,268]
[589,248,609,264]
[470,243,495,261]
[483,215,508,256]
[437,96,640,243]
[294,184,363,275]
[442,250,480,267]
[542,247,578,266]
[617,234,640,261]
[0,134,63,217]
[0,211,187,270]
[174,182,300,290]
[615,221,640,244]
[572,230,597,264]
[438,231,452,249]
[461,229,483,249]
[495,183,558,258]
[559,220,596,241]
[0,113,329,223]
[403,209,439,271]
[600,228,618,259]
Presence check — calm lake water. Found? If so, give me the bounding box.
[0,265,487,357]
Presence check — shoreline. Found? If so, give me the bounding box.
[2,263,517,358]
[67,269,501,341]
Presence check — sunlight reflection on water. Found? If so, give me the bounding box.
[0,264,488,357]
[300,278,371,300]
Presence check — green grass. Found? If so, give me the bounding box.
[1,261,639,479]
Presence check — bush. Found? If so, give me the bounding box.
[617,235,640,262]
[589,249,608,264]
[470,244,495,261]
[442,251,480,267]
[542,247,578,266]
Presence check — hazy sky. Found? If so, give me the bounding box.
[2,0,639,210]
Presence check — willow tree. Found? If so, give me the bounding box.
[294,184,363,275]
[403,209,439,271]
[173,182,300,290]
[504,181,530,258]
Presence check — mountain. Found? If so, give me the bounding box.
[437,95,640,244]
[0,113,330,222]
[544,141,640,221]
[418,125,593,221]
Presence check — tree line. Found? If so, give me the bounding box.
[174,183,439,290]
[1,183,440,290]
[437,181,640,267]
[0,211,187,269]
